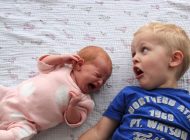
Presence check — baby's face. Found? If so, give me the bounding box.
[75,56,112,94]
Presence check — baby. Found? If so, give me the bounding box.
[0,46,112,140]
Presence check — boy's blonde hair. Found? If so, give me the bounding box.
[134,22,190,80]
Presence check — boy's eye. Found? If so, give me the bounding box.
[141,47,148,54]
[132,52,135,58]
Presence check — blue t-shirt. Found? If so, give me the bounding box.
[103,86,190,140]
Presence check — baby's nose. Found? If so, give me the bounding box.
[97,79,104,87]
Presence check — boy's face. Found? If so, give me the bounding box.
[131,31,173,90]
[74,56,111,94]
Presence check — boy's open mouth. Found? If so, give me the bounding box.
[133,66,144,79]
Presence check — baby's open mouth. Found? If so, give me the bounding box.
[88,83,95,91]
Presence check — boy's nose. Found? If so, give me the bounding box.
[132,55,139,64]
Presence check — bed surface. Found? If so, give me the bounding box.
[0,0,190,139]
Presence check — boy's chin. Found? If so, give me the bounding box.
[140,83,156,90]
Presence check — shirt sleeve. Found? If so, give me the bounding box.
[103,87,127,122]
[64,94,95,128]
[37,55,56,73]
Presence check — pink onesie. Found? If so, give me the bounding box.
[0,55,95,140]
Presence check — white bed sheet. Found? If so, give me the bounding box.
[0,0,190,140]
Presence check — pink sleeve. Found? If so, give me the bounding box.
[37,55,56,73]
[64,95,95,128]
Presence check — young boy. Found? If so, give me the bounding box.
[0,46,112,140]
[79,22,190,140]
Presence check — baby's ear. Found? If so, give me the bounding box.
[169,50,184,67]
[73,58,84,71]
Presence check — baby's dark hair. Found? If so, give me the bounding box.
[78,46,99,62]
[78,45,112,76]
[78,45,111,64]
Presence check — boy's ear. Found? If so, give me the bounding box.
[73,59,84,71]
[169,50,184,67]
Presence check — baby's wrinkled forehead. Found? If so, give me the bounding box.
[94,54,111,70]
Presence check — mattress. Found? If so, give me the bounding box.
[0,0,190,139]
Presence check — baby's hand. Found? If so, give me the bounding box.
[69,91,82,107]
[61,54,81,66]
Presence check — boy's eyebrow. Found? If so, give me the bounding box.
[131,47,135,53]
[131,52,136,58]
